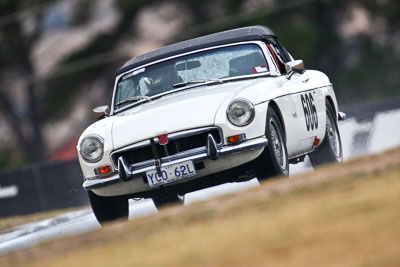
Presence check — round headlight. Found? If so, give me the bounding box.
[227,99,255,127]
[79,135,104,163]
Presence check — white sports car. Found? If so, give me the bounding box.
[77,26,344,224]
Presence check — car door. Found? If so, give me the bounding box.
[272,72,319,157]
[286,71,325,155]
[263,43,323,157]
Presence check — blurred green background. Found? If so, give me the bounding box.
[0,0,399,166]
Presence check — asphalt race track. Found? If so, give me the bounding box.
[1,109,399,254]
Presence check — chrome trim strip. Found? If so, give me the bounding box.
[83,173,121,189]
[113,146,208,171]
[83,137,268,190]
[167,126,223,142]
[206,134,219,160]
[110,126,223,170]
[256,84,333,106]
[218,138,267,156]
[112,139,151,155]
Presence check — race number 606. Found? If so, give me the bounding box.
[301,92,318,131]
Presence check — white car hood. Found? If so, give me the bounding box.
[111,80,260,149]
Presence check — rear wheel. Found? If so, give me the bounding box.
[309,103,343,167]
[256,107,289,180]
[88,191,129,225]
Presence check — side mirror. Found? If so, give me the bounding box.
[285,60,305,74]
[93,105,110,120]
[338,111,347,121]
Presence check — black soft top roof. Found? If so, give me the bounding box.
[116,25,278,75]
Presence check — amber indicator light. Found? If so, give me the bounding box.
[95,165,111,175]
[228,135,239,143]
[227,133,246,144]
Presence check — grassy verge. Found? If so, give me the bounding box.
[1,148,400,267]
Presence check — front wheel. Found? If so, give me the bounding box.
[309,103,343,167]
[88,191,129,226]
[152,194,184,209]
[256,107,289,180]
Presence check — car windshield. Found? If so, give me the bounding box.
[114,44,268,110]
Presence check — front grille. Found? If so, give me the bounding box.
[111,127,222,169]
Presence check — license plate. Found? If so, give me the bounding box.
[146,160,196,187]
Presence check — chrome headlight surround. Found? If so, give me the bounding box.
[226,99,255,127]
[79,135,104,163]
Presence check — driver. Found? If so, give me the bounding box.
[143,65,182,96]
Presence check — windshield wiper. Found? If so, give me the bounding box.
[173,78,223,88]
[116,95,152,106]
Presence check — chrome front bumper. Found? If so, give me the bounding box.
[83,136,268,191]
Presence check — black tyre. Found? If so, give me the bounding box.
[256,107,289,180]
[88,191,129,225]
[309,103,343,167]
[153,194,184,209]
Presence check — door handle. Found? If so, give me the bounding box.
[302,78,310,83]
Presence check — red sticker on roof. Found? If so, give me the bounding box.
[252,65,269,74]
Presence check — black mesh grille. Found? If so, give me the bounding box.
[112,128,221,167]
